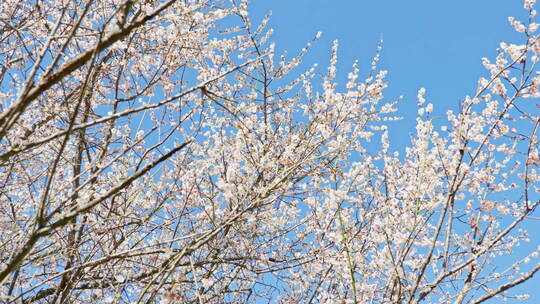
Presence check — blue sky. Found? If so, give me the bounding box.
[248,0,524,142]
[248,0,539,302]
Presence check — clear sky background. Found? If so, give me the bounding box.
[247,1,539,302]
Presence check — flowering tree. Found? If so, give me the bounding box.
[0,0,539,303]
